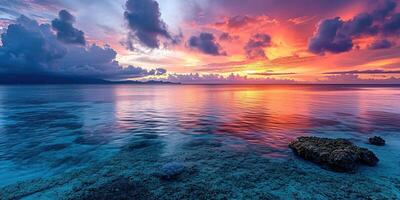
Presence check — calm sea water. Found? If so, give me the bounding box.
[0,85,399,199]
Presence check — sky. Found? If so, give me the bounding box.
[1,0,400,84]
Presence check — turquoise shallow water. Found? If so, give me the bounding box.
[0,85,399,199]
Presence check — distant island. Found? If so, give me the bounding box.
[0,74,180,85]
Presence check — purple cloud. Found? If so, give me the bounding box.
[188,32,226,56]
[309,0,399,54]
[308,17,353,54]
[124,0,178,50]
[219,32,239,41]
[317,74,400,84]
[369,39,394,49]
[51,10,86,45]
[383,13,400,35]
[0,15,166,81]
[244,34,272,59]
[323,69,400,75]
[215,15,258,29]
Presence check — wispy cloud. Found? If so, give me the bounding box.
[323,70,400,75]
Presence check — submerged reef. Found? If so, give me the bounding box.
[72,177,152,200]
[1,134,398,200]
[289,137,379,172]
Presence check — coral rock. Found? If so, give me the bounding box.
[289,137,379,172]
[369,136,385,146]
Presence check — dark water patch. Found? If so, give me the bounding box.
[48,122,83,130]
[58,104,91,110]
[41,143,70,152]
[136,134,159,139]
[342,111,400,133]
[335,112,353,117]
[342,124,375,134]
[2,99,50,106]
[183,138,223,149]
[74,135,109,146]
[9,148,43,162]
[124,139,160,151]
[4,110,80,132]
[93,101,107,104]
[25,141,42,149]
[364,111,400,129]
[10,110,77,122]
[394,178,400,191]
[1,143,71,165]
[311,118,341,127]
[72,128,123,146]
[190,127,217,135]
[50,156,84,169]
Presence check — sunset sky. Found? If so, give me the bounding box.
[1,0,400,83]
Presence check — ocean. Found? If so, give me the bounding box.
[0,85,399,199]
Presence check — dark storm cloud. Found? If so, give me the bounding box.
[188,32,226,56]
[0,16,67,73]
[383,13,400,34]
[343,13,377,36]
[369,39,394,49]
[308,0,400,54]
[124,0,177,49]
[372,0,397,19]
[55,44,166,79]
[308,17,353,54]
[51,10,86,45]
[0,15,166,80]
[244,34,272,59]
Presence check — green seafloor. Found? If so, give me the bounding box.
[0,85,399,199]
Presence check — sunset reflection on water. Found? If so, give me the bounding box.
[109,85,400,151]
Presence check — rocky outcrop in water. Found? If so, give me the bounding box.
[289,137,379,172]
[369,136,385,146]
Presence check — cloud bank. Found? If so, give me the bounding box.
[317,74,400,84]
[309,0,400,54]
[150,73,296,84]
[0,11,166,81]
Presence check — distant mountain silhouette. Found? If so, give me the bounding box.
[0,74,179,85]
